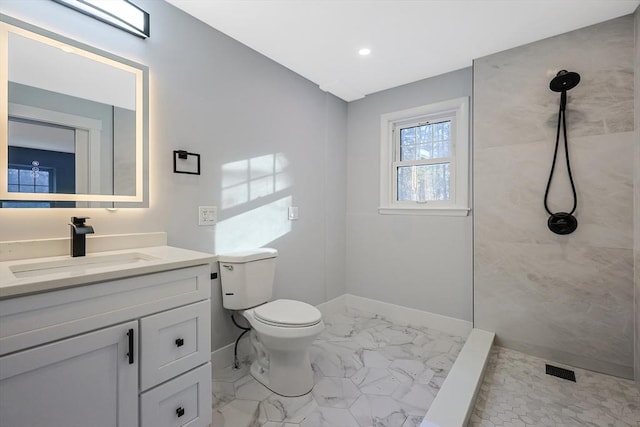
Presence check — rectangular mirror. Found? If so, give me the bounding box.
[0,14,148,208]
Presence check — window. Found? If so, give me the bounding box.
[8,164,53,194]
[3,164,53,208]
[379,97,469,215]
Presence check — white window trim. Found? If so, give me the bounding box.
[379,96,470,216]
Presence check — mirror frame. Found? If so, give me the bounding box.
[0,14,149,207]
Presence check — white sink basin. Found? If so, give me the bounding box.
[9,252,159,279]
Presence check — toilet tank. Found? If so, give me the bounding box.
[218,248,277,310]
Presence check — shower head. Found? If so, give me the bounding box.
[549,70,580,92]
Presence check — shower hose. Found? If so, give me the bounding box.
[543,97,577,218]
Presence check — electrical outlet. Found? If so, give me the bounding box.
[198,206,217,226]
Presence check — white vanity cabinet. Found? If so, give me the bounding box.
[0,262,213,427]
[0,320,139,427]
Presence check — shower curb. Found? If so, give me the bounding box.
[421,328,495,427]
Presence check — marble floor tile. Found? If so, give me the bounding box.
[261,393,318,423]
[401,415,425,427]
[209,306,465,426]
[299,407,361,427]
[309,340,365,378]
[234,375,274,401]
[470,346,640,427]
[349,394,409,427]
[389,359,428,382]
[213,399,266,426]
[351,366,405,395]
[209,308,640,427]
[311,377,361,408]
[212,380,235,409]
[391,383,436,415]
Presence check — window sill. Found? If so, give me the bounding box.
[378,206,470,216]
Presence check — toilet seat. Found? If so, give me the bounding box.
[253,299,322,328]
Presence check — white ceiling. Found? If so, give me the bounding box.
[165,0,640,102]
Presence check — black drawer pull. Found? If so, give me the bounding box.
[176,407,185,417]
[126,329,134,364]
[175,338,184,347]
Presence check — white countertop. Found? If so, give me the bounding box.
[0,245,216,299]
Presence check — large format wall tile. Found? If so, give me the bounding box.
[474,15,634,151]
[635,6,640,388]
[475,240,633,374]
[475,132,633,249]
[474,15,635,377]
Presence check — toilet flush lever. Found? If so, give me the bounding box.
[222,264,233,271]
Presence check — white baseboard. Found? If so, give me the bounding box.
[211,342,234,372]
[316,294,347,316]
[422,328,495,427]
[211,294,474,368]
[344,294,473,337]
[210,331,255,372]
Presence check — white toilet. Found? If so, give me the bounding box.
[218,248,324,397]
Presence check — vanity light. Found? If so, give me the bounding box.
[51,0,150,38]
[358,48,371,56]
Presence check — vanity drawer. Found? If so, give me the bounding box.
[0,265,210,356]
[140,362,212,427]
[140,300,211,390]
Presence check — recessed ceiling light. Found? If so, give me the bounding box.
[358,48,371,56]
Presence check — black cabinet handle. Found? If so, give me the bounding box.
[126,329,134,364]
[176,407,185,417]
[175,338,184,347]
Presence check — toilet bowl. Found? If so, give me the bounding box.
[242,299,324,396]
[218,249,324,397]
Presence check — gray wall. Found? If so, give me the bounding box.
[474,16,635,378]
[346,68,473,322]
[0,0,347,353]
[634,5,640,387]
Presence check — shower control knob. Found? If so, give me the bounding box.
[548,212,578,235]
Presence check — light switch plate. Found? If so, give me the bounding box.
[288,206,299,220]
[198,206,217,226]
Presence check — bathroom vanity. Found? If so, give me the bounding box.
[0,242,215,427]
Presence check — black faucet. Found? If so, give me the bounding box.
[69,217,94,257]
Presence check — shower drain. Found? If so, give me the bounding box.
[545,364,576,382]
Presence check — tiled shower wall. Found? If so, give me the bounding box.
[474,15,635,378]
[634,6,639,387]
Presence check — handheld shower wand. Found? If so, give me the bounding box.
[544,70,580,235]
